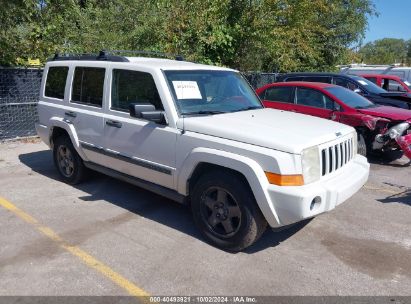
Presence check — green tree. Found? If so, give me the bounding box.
[406,39,411,65]
[358,38,408,65]
[0,0,39,65]
[0,0,376,71]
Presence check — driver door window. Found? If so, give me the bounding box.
[111,69,163,112]
[388,79,406,92]
[295,87,338,119]
[334,77,363,94]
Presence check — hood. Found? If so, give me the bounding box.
[179,109,354,154]
[358,106,411,121]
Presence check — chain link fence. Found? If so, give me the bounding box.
[0,68,43,141]
[243,72,279,89]
[0,68,278,141]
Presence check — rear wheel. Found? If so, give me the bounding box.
[53,136,86,184]
[191,171,267,252]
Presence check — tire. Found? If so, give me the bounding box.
[53,135,86,185]
[191,170,267,252]
[357,133,367,157]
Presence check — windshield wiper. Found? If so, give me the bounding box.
[356,104,378,109]
[182,110,227,116]
[235,106,262,112]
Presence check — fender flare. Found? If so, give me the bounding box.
[177,147,280,227]
[48,117,88,161]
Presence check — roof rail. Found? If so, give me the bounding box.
[48,51,129,62]
[337,63,403,68]
[48,50,185,62]
[104,50,185,61]
[381,65,396,74]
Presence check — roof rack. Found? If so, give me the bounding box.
[48,51,129,62]
[381,65,397,74]
[337,63,399,68]
[338,63,400,75]
[48,50,185,62]
[105,50,185,61]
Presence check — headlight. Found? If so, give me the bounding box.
[387,122,410,139]
[302,146,320,184]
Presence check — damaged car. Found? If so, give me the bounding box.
[257,82,411,159]
[276,72,411,110]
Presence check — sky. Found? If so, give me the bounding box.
[364,0,411,43]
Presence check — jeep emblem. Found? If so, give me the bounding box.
[336,132,342,137]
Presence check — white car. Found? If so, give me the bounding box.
[36,51,369,251]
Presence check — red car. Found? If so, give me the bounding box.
[361,74,411,93]
[256,82,411,159]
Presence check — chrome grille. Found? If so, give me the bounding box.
[321,138,354,176]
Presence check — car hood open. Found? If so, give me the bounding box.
[179,108,354,154]
[358,106,411,121]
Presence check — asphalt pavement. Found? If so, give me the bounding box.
[0,140,410,297]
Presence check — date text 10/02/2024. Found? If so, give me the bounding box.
[149,296,257,303]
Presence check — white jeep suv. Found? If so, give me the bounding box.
[36,51,369,251]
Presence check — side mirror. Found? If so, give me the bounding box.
[129,103,165,124]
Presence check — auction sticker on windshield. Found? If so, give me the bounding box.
[172,81,202,99]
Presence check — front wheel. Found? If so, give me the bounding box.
[191,171,267,252]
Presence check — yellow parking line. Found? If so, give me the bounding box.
[0,197,150,298]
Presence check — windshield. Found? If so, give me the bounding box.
[351,76,388,94]
[325,87,378,109]
[164,70,262,115]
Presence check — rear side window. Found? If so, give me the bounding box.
[111,69,163,112]
[264,87,294,103]
[71,67,105,107]
[45,66,68,99]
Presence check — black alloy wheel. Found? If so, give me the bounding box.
[200,186,242,238]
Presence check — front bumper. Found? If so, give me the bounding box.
[266,155,369,227]
[396,133,411,159]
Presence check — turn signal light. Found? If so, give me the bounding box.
[265,172,304,186]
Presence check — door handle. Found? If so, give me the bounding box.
[106,120,122,128]
[64,111,77,118]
